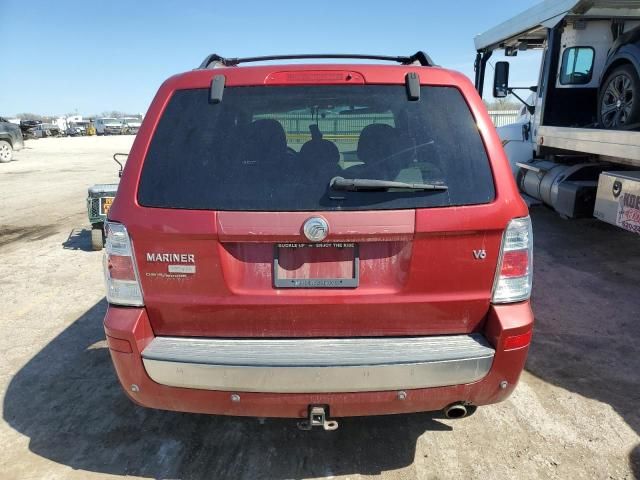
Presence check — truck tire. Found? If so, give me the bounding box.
[91,226,104,251]
[0,140,13,163]
[599,64,640,129]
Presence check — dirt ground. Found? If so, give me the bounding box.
[0,136,639,480]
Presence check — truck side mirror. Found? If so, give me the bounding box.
[493,61,510,98]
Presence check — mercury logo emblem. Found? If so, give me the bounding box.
[303,217,329,242]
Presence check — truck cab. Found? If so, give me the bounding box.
[474,0,640,233]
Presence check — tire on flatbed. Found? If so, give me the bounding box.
[598,64,640,129]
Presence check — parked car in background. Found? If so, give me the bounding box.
[598,24,640,129]
[30,123,63,138]
[121,117,141,135]
[67,120,96,136]
[95,118,123,135]
[0,117,24,162]
[19,119,42,137]
[67,123,86,136]
[102,52,534,429]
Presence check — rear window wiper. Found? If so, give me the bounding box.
[330,176,448,192]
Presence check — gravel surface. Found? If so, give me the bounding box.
[0,136,638,479]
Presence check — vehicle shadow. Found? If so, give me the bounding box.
[3,299,451,479]
[62,227,94,252]
[526,207,640,476]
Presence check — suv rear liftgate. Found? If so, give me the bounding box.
[103,53,534,427]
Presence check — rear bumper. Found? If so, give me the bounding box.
[142,334,495,393]
[104,302,533,418]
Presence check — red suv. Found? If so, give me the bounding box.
[103,52,533,429]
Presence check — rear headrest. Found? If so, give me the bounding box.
[357,124,397,165]
[244,119,287,162]
[299,138,340,169]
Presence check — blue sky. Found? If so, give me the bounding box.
[0,0,541,116]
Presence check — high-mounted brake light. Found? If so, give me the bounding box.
[264,70,365,85]
[103,222,144,306]
[492,217,533,304]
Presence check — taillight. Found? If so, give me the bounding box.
[103,222,144,306]
[492,216,533,304]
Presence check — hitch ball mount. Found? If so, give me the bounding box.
[297,406,338,431]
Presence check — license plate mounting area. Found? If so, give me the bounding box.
[273,242,359,288]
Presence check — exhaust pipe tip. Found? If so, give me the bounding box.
[444,403,474,419]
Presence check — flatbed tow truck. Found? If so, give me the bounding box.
[474,0,640,233]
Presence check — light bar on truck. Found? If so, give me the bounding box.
[103,222,144,306]
[492,217,533,304]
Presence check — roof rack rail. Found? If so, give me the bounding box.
[197,52,435,69]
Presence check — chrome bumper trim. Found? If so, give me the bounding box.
[142,334,495,393]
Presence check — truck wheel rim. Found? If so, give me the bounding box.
[601,73,634,128]
[0,143,10,161]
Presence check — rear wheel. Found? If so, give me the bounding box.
[599,64,640,129]
[91,225,104,251]
[0,140,13,163]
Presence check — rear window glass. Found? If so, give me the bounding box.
[138,85,495,211]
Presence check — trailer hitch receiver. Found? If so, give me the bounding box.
[297,406,339,431]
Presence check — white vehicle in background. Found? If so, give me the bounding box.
[95,118,123,135]
[120,117,141,135]
[474,0,640,234]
